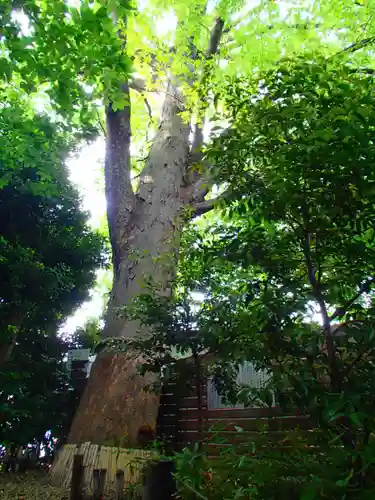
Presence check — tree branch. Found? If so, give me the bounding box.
[105,81,134,272]
[190,18,225,157]
[302,226,339,391]
[329,279,374,322]
[103,9,135,272]
[333,35,375,56]
[143,95,153,144]
[207,18,225,57]
[129,76,147,92]
[303,231,330,327]
[189,192,226,218]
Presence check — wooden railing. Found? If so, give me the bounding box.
[156,382,313,456]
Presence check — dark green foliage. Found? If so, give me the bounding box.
[0,96,105,447]
[0,97,105,353]
[208,55,375,311]
[0,171,103,330]
[0,329,71,446]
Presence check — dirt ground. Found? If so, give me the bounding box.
[0,472,69,500]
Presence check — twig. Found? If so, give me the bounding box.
[143,96,153,143]
[180,481,209,500]
[143,97,152,122]
[343,349,369,378]
[333,35,375,56]
[96,110,106,137]
[329,279,374,322]
[190,192,227,218]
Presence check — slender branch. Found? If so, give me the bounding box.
[96,110,106,137]
[143,96,153,144]
[333,35,375,56]
[207,18,225,56]
[304,238,330,328]
[143,97,152,122]
[302,228,339,390]
[189,192,226,218]
[316,234,322,286]
[329,279,374,322]
[343,349,369,379]
[180,481,209,500]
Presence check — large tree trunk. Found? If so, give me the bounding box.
[68,85,192,445]
[104,83,190,340]
[68,353,160,446]
[68,20,224,447]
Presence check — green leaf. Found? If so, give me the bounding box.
[336,470,353,487]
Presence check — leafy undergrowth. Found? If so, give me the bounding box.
[0,472,69,500]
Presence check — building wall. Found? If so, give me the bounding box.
[207,361,274,409]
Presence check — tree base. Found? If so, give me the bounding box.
[68,352,160,447]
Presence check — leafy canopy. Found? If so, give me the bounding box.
[2,0,375,150]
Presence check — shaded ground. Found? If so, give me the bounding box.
[0,472,68,500]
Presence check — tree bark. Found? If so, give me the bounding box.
[0,313,23,367]
[0,334,17,366]
[103,81,190,340]
[68,353,159,446]
[68,20,225,446]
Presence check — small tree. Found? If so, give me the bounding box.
[188,55,375,499]
[0,95,105,364]
[0,329,71,450]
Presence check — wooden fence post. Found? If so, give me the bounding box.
[93,468,107,499]
[142,460,176,500]
[92,469,100,499]
[70,454,84,500]
[115,469,125,500]
[99,469,107,498]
